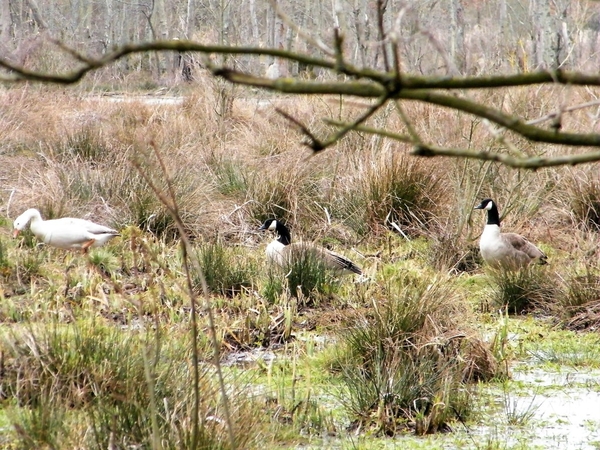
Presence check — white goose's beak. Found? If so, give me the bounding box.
[12,229,20,238]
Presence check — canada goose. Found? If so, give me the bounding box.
[258,218,362,275]
[13,208,119,253]
[474,199,547,270]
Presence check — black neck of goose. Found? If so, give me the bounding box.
[276,223,292,245]
[487,204,501,226]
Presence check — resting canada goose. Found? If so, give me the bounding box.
[474,199,547,270]
[258,218,362,275]
[13,208,119,253]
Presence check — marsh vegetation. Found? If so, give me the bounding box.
[2,80,600,449]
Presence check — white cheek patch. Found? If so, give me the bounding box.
[268,220,277,231]
[485,202,493,211]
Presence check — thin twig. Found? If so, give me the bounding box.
[393,100,421,144]
[131,145,236,450]
[325,119,413,143]
[276,108,324,150]
[50,38,94,64]
[412,143,600,169]
[266,0,334,56]
[376,0,390,72]
[279,95,389,153]
[526,99,600,125]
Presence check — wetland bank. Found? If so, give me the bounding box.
[1,82,600,449]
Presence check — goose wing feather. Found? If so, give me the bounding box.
[34,222,118,249]
[55,217,118,235]
[287,243,362,275]
[503,233,547,261]
[322,248,362,275]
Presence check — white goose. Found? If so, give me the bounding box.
[258,218,362,275]
[474,199,547,270]
[13,208,119,253]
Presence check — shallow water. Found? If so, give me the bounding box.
[507,367,600,449]
[223,338,600,449]
[462,365,600,450]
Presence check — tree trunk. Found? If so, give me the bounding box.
[186,0,195,38]
[352,0,367,67]
[151,0,168,75]
[0,0,12,46]
[557,4,570,69]
[248,0,259,42]
[24,0,47,31]
[532,0,557,69]
[217,0,233,120]
[449,0,466,74]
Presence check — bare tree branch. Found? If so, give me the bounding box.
[526,99,600,126]
[276,108,324,150]
[3,36,600,168]
[325,119,413,143]
[412,144,600,169]
[5,40,600,88]
[327,120,600,168]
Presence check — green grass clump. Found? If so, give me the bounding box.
[59,127,109,163]
[262,358,336,439]
[8,395,69,449]
[262,248,342,305]
[206,154,249,197]
[331,276,492,436]
[262,268,287,304]
[487,266,558,315]
[13,246,46,286]
[0,239,13,281]
[88,247,120,275]
[338,152,444,237]
[1,321,262,449]
[283,248,341,303]
[195,242,257,297]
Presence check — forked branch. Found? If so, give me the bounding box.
[3,37,600,168]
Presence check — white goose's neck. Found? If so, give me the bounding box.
[28,209,43,223]
[25,209,45,235]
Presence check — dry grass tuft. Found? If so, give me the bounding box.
[486,266,560,315]
[331,275,496,436]
[0,322,263,449]
[336,148,446,238]
[556,262,600,331]
[557,168,600,232]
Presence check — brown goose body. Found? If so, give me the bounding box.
[258,219,362,275]
[474,199,546,270]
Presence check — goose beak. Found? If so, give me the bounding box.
[258,225,266,231]
[474,203,484,210]
[12,229,19,238]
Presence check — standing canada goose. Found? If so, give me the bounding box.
[258,218,362,275]
[13,208,119,253]
[474,199,547,270]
